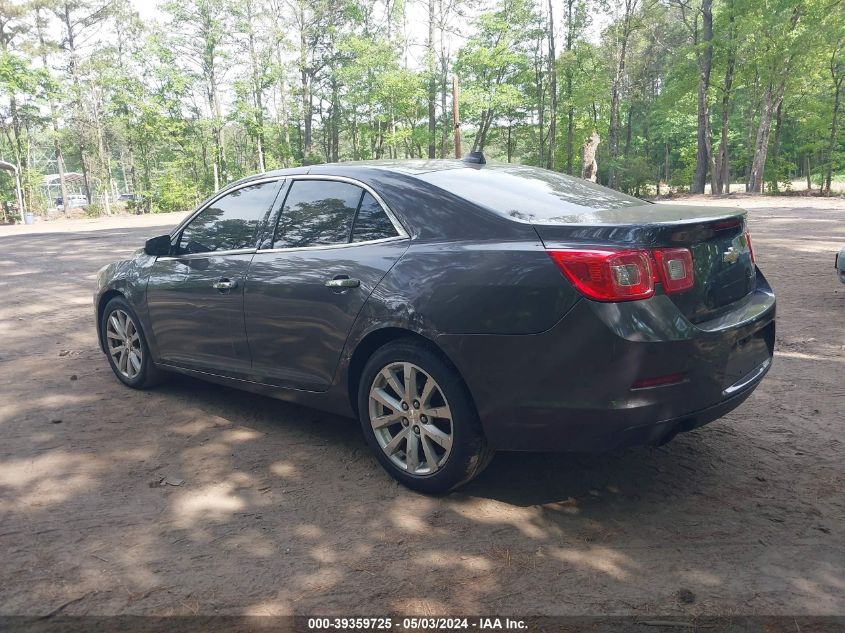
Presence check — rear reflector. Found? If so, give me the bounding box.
[547,249,655,301]
[631,372,687,390]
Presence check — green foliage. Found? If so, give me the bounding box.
[85,203,103,218]
[0,0,843,212]
[151,169,199,213]
[619,156,657,196]
[670,163,695,193]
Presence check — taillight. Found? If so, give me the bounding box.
[548,246,696,301]
[652,247,695,294]
[745,232,755,263]
[548,249,655,301]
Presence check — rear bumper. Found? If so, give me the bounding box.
[597,357,769,451]
[437,269,775,453]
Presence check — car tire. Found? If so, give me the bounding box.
[358,339,493,493]
[101,296,163,389]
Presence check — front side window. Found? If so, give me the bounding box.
[273,180,363,249]
[178,181,280,255]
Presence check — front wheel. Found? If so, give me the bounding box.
[101,296,162,389]
[358,340,493,493]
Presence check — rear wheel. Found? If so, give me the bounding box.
[101,296,162,389]
[358,340,493,493]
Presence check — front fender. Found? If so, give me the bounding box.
[94,252,158,354]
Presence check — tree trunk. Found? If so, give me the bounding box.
[507,118,513,163]
[473,109,495,153]
[747,6,800,194]
[453,75,462,158]
[299,4,312,158]
[748,82,786,194]
[36,9,71,213]
[536,51,545,166]
[351,114,359,160]
[806,154,812,191]
[427,0,436,158]
[706,108,717,194]
[546,0,557,170]
[247,16,266,172]
[439,4,449,159]
[744,88,758,191]
[80,151,92,205]
[581,130,600,181]
[565,0,575,175]
[770,101,784,192]
[824,43,844,195]
[210,70,225,182]
[608,1,636,189]
[91,88,113,214]
[59,2,91,203]
[715,5,735,195]
[440,55,449,158]
[692,0,713,194]
[331,76,340,162]
[824,81,842,194]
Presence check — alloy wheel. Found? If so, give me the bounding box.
[105,309,143,380]
[368,361,454,476]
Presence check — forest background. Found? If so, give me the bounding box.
[1,0,844,218]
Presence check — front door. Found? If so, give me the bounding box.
[244,178,409,390]
[146,179,282,374]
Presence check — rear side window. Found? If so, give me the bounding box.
[178,181,280,255]
[352,193,398,242]
[418,164,642,223]
[274,180,363,248]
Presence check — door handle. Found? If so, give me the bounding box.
[212,278,239,290]
[325,277,360,289]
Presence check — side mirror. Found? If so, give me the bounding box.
[144,234,172,257]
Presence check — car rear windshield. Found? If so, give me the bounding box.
[417,164,643,224]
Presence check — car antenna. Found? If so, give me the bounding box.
[462,151,486,165]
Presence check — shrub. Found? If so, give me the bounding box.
[619,156,657,197]
[151,170,198,213]
[669,163,694,193]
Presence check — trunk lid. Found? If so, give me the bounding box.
[533,204,756,323]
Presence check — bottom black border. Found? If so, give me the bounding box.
[0,616,843,633]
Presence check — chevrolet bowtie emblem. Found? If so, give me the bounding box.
[723,247,740,264]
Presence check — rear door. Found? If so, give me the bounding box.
[244,177,409,390]
[146,179,283,374]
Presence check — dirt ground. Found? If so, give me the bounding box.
[1,195,844,617]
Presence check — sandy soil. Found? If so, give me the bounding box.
[1,196,844,617]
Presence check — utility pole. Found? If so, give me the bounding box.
[452,76,462,159]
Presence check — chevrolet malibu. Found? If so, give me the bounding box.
[95,158,775,492]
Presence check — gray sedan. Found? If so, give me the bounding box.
[95,158,775,492]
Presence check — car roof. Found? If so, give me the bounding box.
[221,160,731,240]
[221,160,472,203]
[223,160,527,241]
[236,159,469,182]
